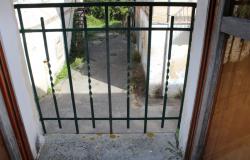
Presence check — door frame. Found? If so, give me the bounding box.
[184,0,234,159]
[0,42,33,159]
[183,0,250,159]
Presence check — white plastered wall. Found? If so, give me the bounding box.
[0,0,43,158]
[14,0,74,97]
[179,0,210,152]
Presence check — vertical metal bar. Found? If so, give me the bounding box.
[17,8,47,133]
[60,7,79,133]
[40,17,62,128]
[126,15,131,129]
[83,15,95,128]
[162,6,170,88]
[144,6,153,133]
[105,5,113,134]
[161,16,174,128]
[178,7,195,128]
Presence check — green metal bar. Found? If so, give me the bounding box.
[42,117,179,121]
[126,15,131,129]
[161,16,174,128]
[60,7,79,133]
[20,27,192,33]
[17,8,47,133]
[16,2,196,133]
[144,6,153,133]
[178,7,196,128]
[83,15,96,128]
[105,5,113,134]
[41,17,62,129]
[14,2,197,8]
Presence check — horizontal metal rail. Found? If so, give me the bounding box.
[19,27,192,33]
[42,117,179,120]
[14,2,196,8]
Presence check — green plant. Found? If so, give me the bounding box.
[131,32,137,44]
[165,132,183,160]
[110,6,129,20]
[47,87,52,94]
[54,64,68,85]
[87,15,105,28]
[70,57,84,70]
[87,6,105,19]
[132,50,141,63]
[236,0,250,18]
[85,15,122,38]
[86,14,124,28]
[130,64,145,96]
[54,56,85,85]
[109,20,122,28]
[84,0,129,21]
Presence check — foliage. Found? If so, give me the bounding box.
[130,50,145,96]
[130,64,145,96]
[54,64,68,85]
[110,6,129,20]
[84,0,129,21]
[132,50,141,63]
[70,57,84,70]
[131,32,137,44]
[54,57,85,85]
[86,16,122,39]
[165,131,183,160]
[236,0,250,18]
[87,15,105,28]
[47,87,52,94]
[86,15,122,28]
[87,6,105,19]
[109,20,122,28]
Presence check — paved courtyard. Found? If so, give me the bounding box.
[40,32,180,134]
[38,133,180,160]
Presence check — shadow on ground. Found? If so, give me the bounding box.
[40,92,180,134]
[39,32,181,134]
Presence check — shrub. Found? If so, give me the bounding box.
[132,50,141,63]
[84,0,129,21]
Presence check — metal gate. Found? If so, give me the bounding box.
[14,2,196,134]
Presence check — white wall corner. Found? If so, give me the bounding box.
[0,0,43,158]
[179,0,210,153]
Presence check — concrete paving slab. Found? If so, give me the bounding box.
[38,133,180,160]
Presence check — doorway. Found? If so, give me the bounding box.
[203,1,250,158]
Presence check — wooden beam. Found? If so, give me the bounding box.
[221,17,250,40]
